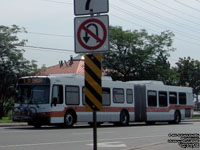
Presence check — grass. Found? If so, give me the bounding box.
[193,115,200,119]
[0,117,13,123]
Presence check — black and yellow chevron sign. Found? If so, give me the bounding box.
[85,53,102,111]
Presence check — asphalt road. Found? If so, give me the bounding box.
[0,121,199,150]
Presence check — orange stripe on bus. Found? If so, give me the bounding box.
[147,105,193,112]
[49,106,135,117]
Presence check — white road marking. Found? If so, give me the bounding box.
[73,131,115,135]
[123,141,167,150]
[87,141,127,148]
[0,135,167,148]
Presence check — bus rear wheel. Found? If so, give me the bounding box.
[64,112,75,127]
[173,111,181,124]
[120,111,129,126]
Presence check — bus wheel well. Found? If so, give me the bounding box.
[65,109,77,123]
[121,109,129,117]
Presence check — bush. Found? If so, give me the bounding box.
[2,98,15,118]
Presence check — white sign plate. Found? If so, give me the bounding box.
[74,0,109,16]
[74,15,109,53]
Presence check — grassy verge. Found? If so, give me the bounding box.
[193,115,200,119]
[0,117,13,123]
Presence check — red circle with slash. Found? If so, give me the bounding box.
[77,18,107,50]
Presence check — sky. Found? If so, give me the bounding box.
[0,0,200,68]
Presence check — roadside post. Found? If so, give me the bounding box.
[74,0,109,150]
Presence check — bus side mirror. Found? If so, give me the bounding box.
[51,97,57,107]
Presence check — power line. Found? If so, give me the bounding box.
[137,0,200,27]
[39,0,72,5]
[174,0,200,13]
[111,13,200,46]
[111,4,200,42]
[153,0,200,20]
[26,31,73,38]
[20,45,74,53]
[110,13,158,33]
[24,47,71,53]
[121,0,200,35]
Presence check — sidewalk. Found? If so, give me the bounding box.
[0,119,200,127]
[0,122,27,127]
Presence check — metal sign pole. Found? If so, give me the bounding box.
[93,110,97,150]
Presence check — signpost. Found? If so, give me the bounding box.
[74,0,109,149]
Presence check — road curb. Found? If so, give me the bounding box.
[182,119,200,122]
[0,119,199,127]
[0,122,27,127]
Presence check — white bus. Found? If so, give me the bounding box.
[13,74,193,128]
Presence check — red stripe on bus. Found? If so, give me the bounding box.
[147,105,193,112]
[49,106,135,117]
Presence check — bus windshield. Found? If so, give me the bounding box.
[16,85,50,104]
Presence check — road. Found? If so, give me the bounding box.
[0,121,199,150]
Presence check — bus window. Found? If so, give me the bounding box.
[179,92,186,105]
[159,91,168,107]
[113,88,124,103]
[65,86,80,105]
[102,88,111,106]
[126,89,133,104]
[169,92,177,104]
[148,91,157,107]
[52,85,63,104]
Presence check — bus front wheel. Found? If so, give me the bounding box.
[64,112,75,127]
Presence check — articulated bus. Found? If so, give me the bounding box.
[12,74,193,128]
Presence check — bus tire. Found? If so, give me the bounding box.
[173,111,181,124]
[120,111,129,126]
[64,111,75,127]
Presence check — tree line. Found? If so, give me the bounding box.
[0,25,199,118]
[103,26,200,108]
[0,25,41,119]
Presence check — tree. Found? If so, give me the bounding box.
[103,26,175,83]
[0,25,39,118]
[175,57,200,109]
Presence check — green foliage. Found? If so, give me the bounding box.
[176,57,200,87]
[0,25,39,118]
[175,57,200,103]
[0,117,13,123]
[103,26,176,83]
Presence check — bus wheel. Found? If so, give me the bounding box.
[64,112,74,127]
[173,111,181,124]
[120,111,129,126]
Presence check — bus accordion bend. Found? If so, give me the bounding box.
[12,74,194,128]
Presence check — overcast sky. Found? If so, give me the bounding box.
[0,0,200,67]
